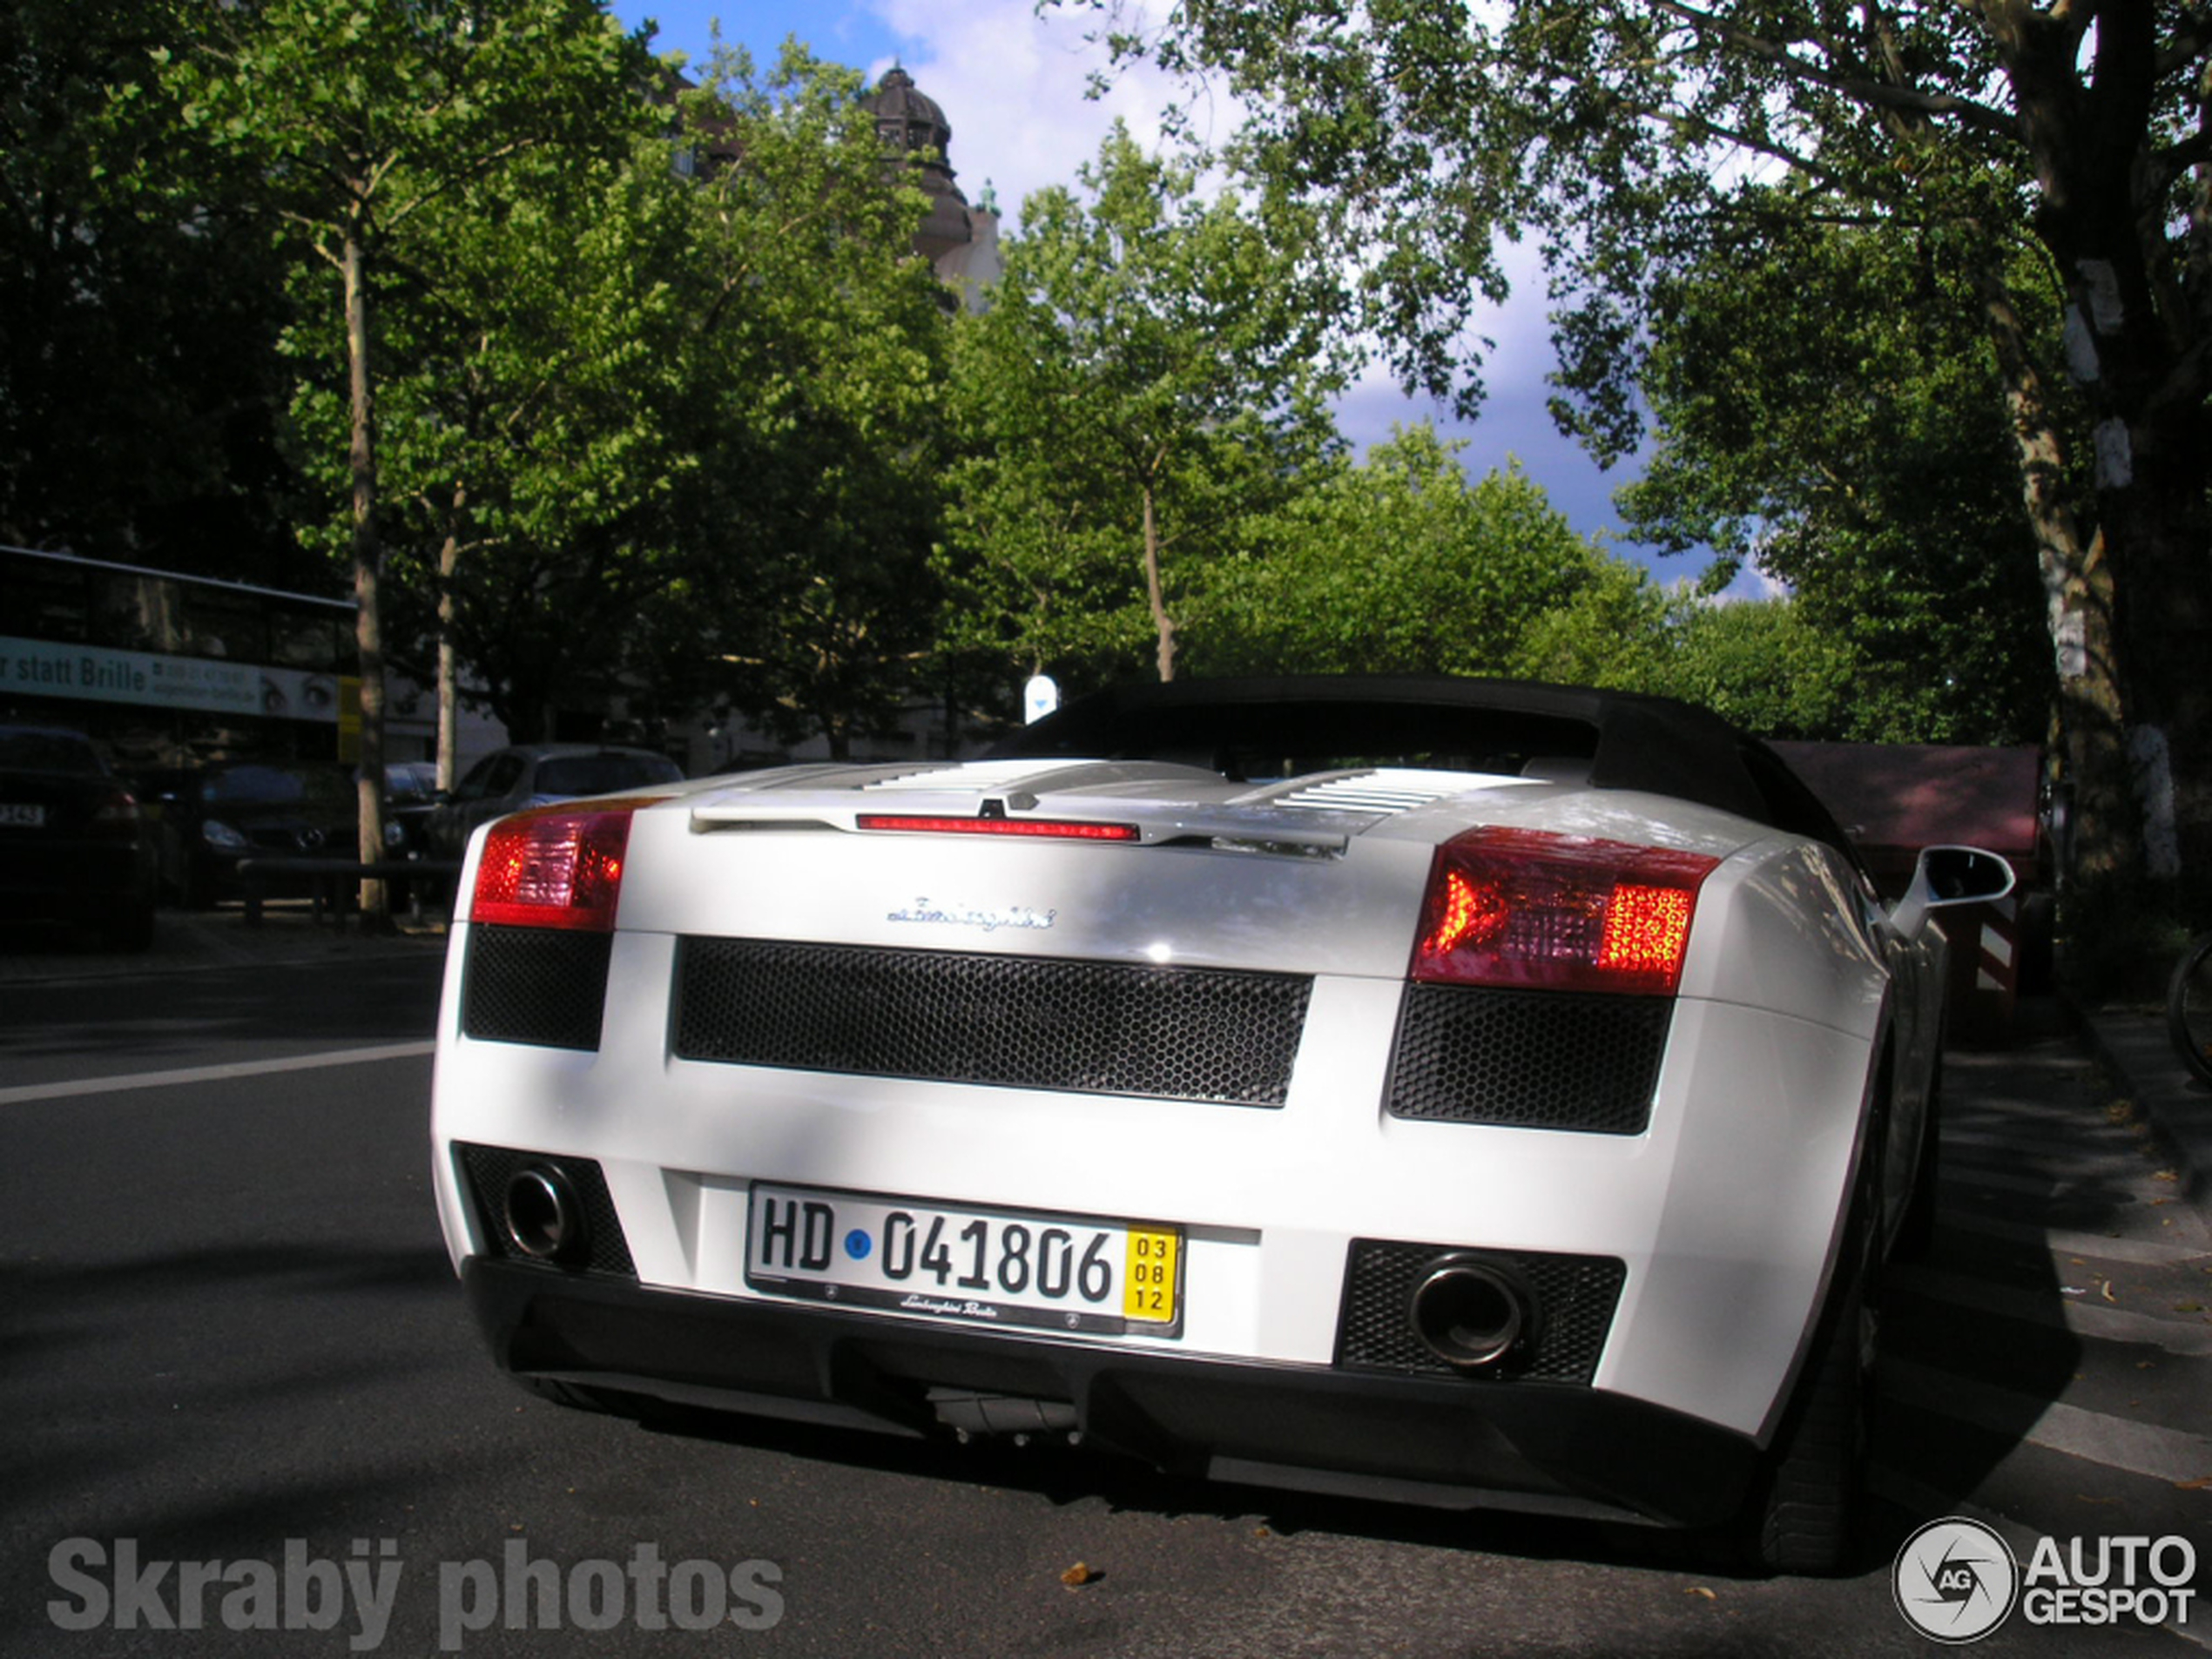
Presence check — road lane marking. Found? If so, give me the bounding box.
[0,1041,434,1105]
[1941,1164,2099,1200]
[1890,1263,2212,1354]
[1883,1357,2212,1484]
[1940,1208,2212,1263]
[1946,1123,2168,1158]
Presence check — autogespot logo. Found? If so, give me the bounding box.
[1893,1518,2021,1644]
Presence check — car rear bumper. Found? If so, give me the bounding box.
[462,1256,1758,1529]
[0,843,151,920]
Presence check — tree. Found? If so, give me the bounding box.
[940,123,1350,691]
[1,0,300,580]
[158,0,652,922]
[671,44,954,759]
[1077,0,2212,894]
[1620,210,2055,746]
[1517,577,1907,746]
[296,126,705,759]
[1635,598,1866,740]
[1194,427,1633,679]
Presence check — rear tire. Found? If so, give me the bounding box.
[1752,1129,1882,1575]
[1755,1264,1870,1574]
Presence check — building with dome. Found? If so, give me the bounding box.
[860,66,1001,311]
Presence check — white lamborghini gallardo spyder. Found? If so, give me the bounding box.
[429,677,2014,1571]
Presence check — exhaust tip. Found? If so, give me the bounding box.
[502,1164,585,1265]
[1408,1255,1538,1371]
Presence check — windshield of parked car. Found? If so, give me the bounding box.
[199,765,354,809]
[383,762,439,804]
[0,729,102,773]
[535,754,680,796]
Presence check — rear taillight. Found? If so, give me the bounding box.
[470,806,636,932]
[89,789,141,838]
[1410,827,1717,995]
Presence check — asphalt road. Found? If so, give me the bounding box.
[1,923,2207,1656]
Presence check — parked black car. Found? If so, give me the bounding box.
[383,760,442,857]
[153,759,376,907]
[422,743,684,859]
[0,725,158,948]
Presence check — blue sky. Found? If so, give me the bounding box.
[613,1,906,77]
[606,2,1703,583]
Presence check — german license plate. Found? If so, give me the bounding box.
[745,1184,1181,1336]
[0,804,44,827]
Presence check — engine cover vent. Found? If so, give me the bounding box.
[673,939,1310,1107]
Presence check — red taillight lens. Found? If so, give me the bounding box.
[854,813,1138,841]
[470,806,636,932]
[1411,827,1717,995]
[89,788,142,838]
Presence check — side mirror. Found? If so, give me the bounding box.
[1892,845,2017,937]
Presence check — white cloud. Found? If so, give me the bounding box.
[862,0,1191,233]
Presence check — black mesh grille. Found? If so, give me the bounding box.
[455,1142,636,1277]
[1336,1240,1625,1383]
[673,938,1310,1106]
[1386,984,1670,1134]
[462,924,613,1051]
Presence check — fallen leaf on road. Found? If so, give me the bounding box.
[1061,1562,1096,1588]
[1684,1587,1716,1601]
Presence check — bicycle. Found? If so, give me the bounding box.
[2169,930,2212,1086]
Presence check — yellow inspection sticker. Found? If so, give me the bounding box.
[1123,1228,1180,1322]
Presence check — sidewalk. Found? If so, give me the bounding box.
[2079,1004,2212,1220]
[0,903,450,983]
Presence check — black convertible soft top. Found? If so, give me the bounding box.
[993,674,1851,849]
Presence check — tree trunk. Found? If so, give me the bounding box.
[1973,263,2131,884]
[1986,1,2212,892]
[343,226,391,929]
[2045,241,2212,892]
[2098,427,2212,880]
[1142,483,1177,681]
[436,485,462,792]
